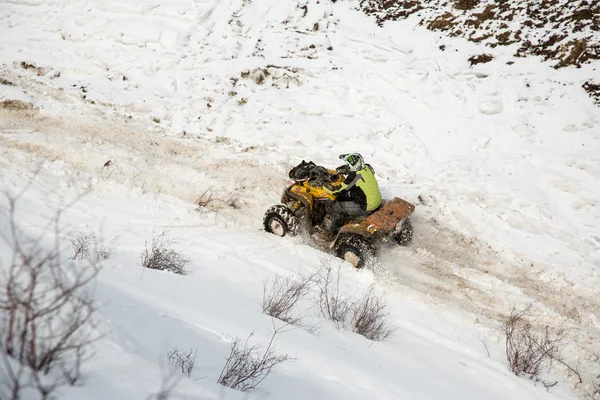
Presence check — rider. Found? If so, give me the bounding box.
[323,153,382,233]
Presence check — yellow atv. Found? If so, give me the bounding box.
[263,160,415,268]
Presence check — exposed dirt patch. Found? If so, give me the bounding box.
[19,61,47,76]
[453,0,479,11]
[362,0,423,24]
[468,53,493,65]
[470,5,495,27]
[555,40,589,68]
[571,8,595,22]
[240,65,302,88]
[494,31,519,46]
[0,78,15,86]
[583,81,600,105]
[0,100,33,111]
[427,12,458,32]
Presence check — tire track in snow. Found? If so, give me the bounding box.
[385,217,600,325]
[376,214,600,388]
[0,106,284,218]
[2,102,598,331]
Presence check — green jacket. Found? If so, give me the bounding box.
[325,164,382,212]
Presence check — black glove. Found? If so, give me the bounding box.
[336,164,351,174]
[324,183,340,192]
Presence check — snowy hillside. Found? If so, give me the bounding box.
[1,0,600,399]
[356,0,600,67]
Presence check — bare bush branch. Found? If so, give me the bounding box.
[167,347,197,378]
[261,272,313,325]
[68,230,116,262]
[314,261,351,329]
[223,196,240,209]
[592,384,600,399]
[68,232,95,261]
[195,188,214,209]
[141,232,190,275]
[313,260,395,341]
[95,236,118,261]
[586,353,600,400]
[217,323,294,392]
[350,285,395,341]
[503,304,572,384]
[480,331,491,358]
[0,192,101,400]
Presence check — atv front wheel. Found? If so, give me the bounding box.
[263,205,300,237]
[335,235,373,269]
[392,219,413,246]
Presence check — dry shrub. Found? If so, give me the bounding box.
[351,285,395,341]
[224,196,241,209]
[68,232,94,261]
[167,347,197,378]
[217,324,293,392]
[95,237,117,261]
[314,262,352,329]
[314,261,394,341]
[69,231,115,262]
[503,304,580,386]
[589,386,600,400]
[195,188,215,209]
[195,188,240,210]
[586,353,600,400]
[261,272,314,325]
[141,232,190,275]
[0,193,101,400]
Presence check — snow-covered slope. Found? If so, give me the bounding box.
[1,0,599,398]
[1,167,578,400]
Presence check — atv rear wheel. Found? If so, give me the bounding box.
[335,235,373,269]
[392,219,413,246]
[263,205,300,237]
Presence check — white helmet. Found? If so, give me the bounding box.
[339,153,364,172]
